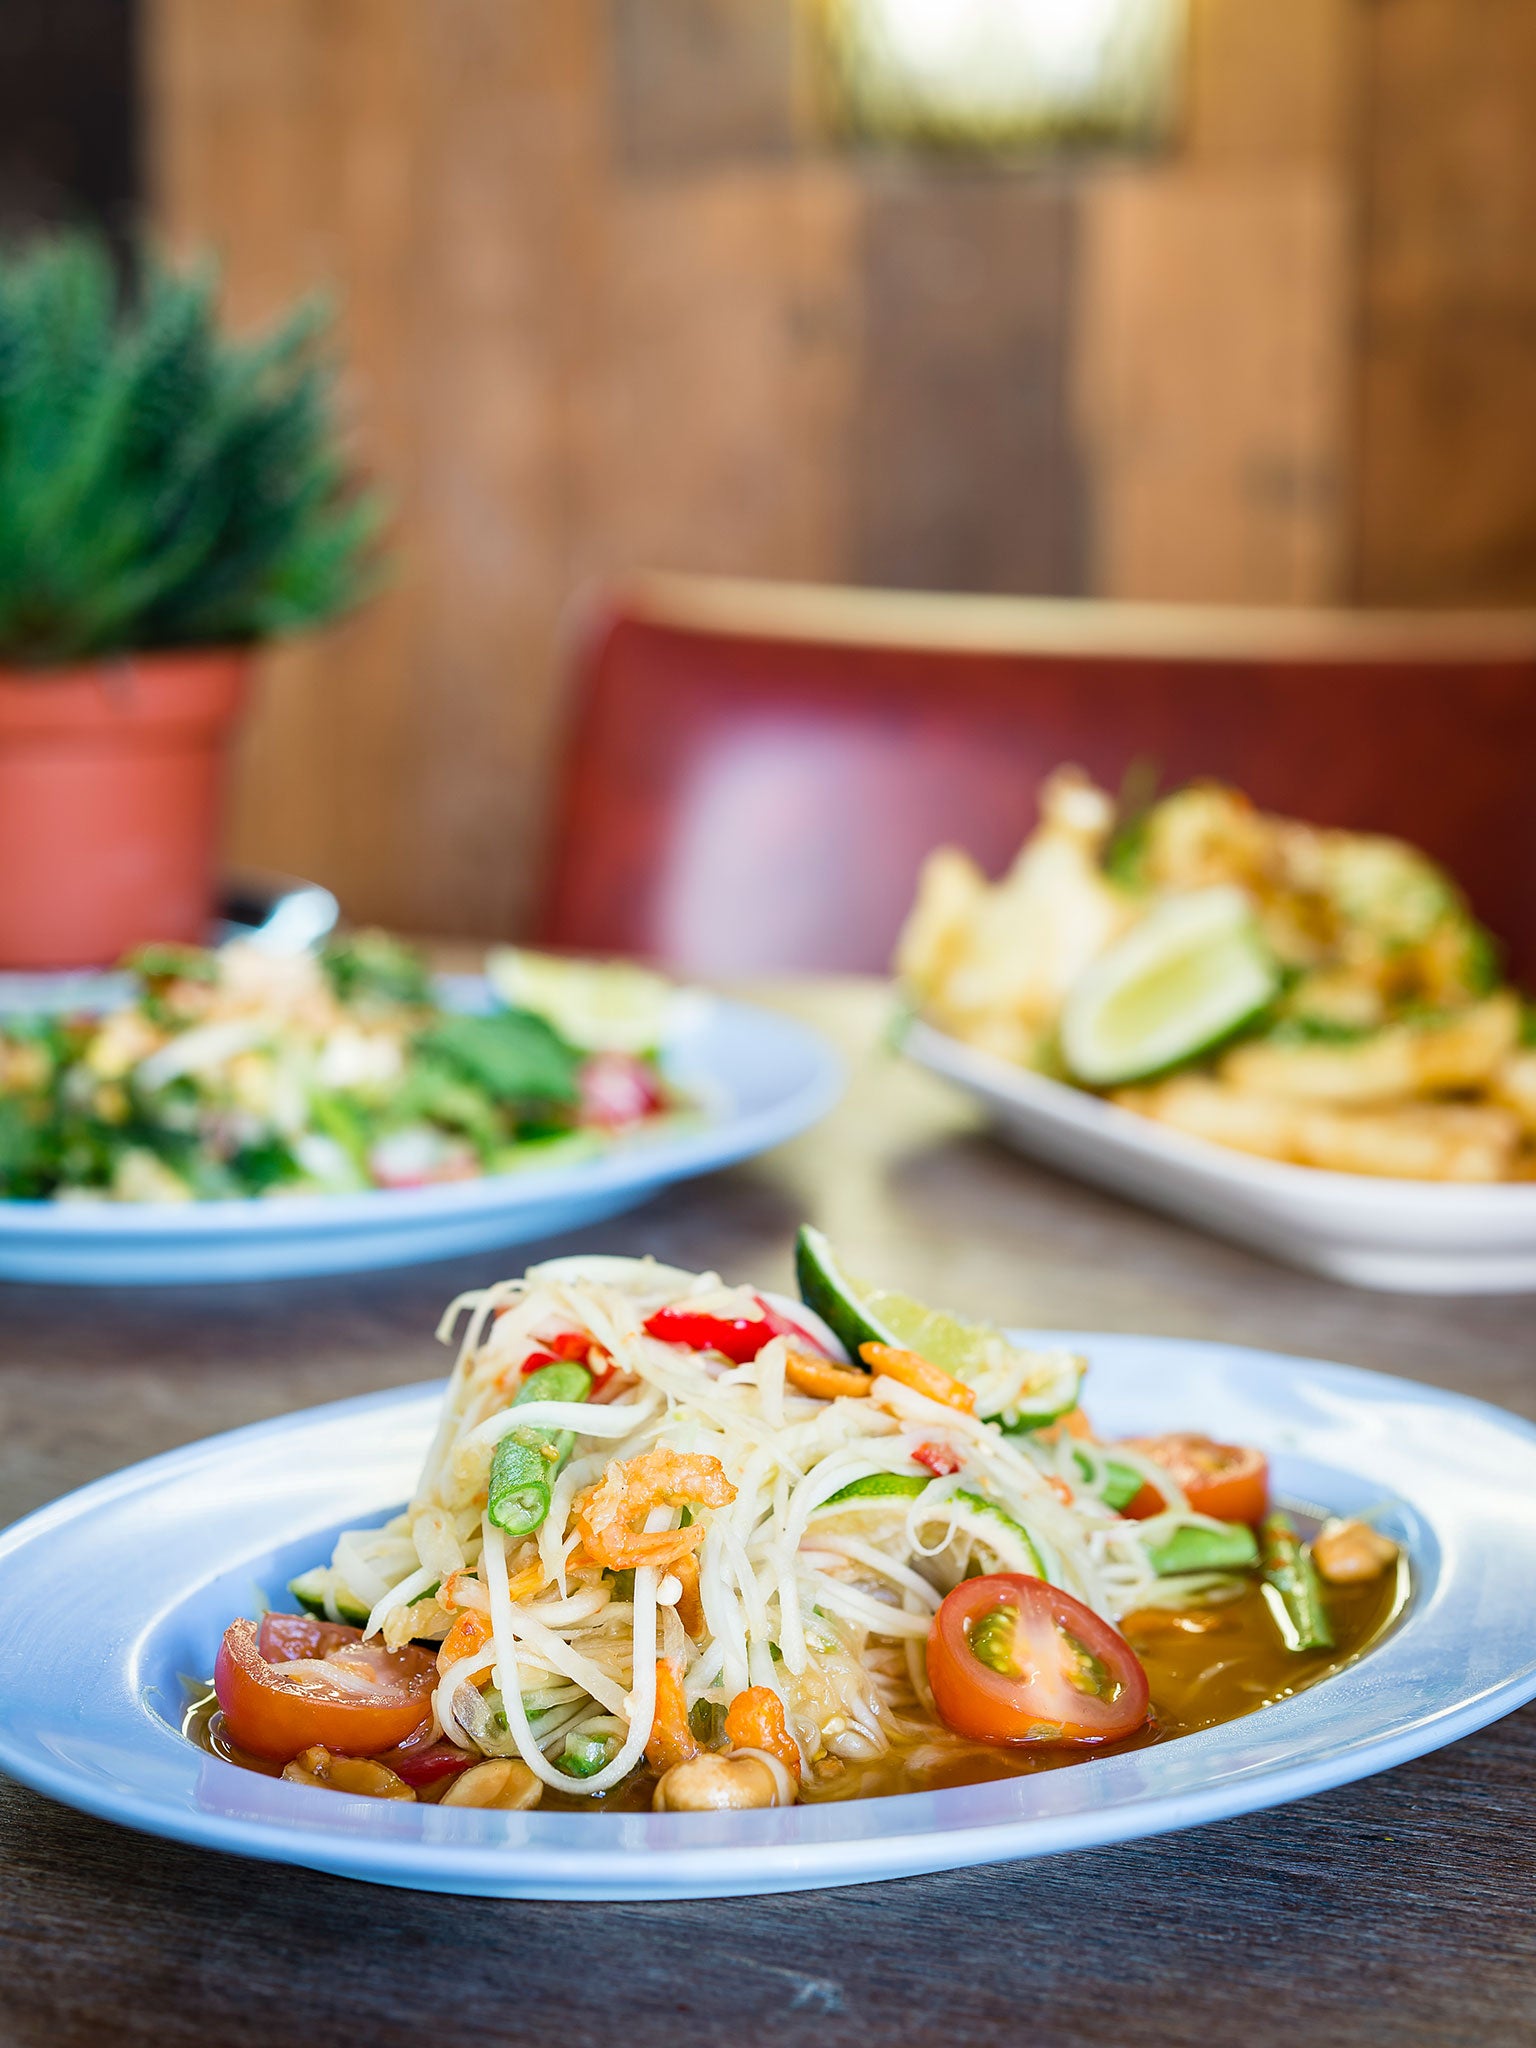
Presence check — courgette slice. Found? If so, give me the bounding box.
[1147,1521,1259,1577]
[287,1567,370,1626]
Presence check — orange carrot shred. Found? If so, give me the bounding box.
[646,1659,699,1774]
[858,1342,977,1415]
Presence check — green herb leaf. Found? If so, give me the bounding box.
[416,1008,581,1107]
[322,930,433,1007]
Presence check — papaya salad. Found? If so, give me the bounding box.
[192,1230,1406,1813]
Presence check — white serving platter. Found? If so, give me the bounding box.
[1,1332,1532,1899]
[904,1018,1536,1294]
[0,980,842,1285]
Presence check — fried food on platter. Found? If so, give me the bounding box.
[898,769,1134,1069]
[1218,995,1521,1107]
[896,766,1535,1183]
[1115,1077,1524,1182]
[1491,1050,1536,1140]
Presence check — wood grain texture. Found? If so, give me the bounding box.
[1185,0,1355,168]
[145,0,610,938]
[147,0,435,928]
[577,163,863,588]
[1075,164,1352,604]
[0,0,136,240]
[1,979,1535,2046]
[853,171,1086,595]
[609,0,799,170]
[1354,0,1536,604]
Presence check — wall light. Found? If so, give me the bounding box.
[814,0,1187,151]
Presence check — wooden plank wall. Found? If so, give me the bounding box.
[0,0,136,242]
[142,0,1536,938]
[1075,0,1353,605]
[1354,0,1536,603]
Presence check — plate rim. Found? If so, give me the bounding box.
[903,1014,1536,1212]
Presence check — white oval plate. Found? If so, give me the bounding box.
[905,1017,1536,1294]
[0,982,842,1285]
[1,1332,1533,1899]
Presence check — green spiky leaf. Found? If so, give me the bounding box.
[0,233,384,665]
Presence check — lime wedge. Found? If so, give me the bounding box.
[485,948,673,1054]
[793,1226,1080,1425]
[794,1226,902,1356]
[1059,886,1279,1087]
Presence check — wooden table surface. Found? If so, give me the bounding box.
[2,979,1534,2048]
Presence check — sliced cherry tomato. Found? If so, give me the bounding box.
[257,1612,365,1663]
[214,1615,436,1763]
[912,1441,962,1477]
[579,1052,663,1129]
[1118,1434,1269,1525]
[927,1574,1150,1747]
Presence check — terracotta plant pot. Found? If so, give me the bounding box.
[0,650,250,970]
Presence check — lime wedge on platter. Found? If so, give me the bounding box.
[486,948,674,1055]
[1059,886,1280,1088]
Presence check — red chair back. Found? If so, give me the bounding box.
[539,576,1536,980]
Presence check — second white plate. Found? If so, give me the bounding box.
[904,1018,1536,1294]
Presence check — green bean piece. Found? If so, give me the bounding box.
[486,1358,594,1536]
[488,1432,554,1537]
[1148,1522,1259,1576]
[518,1362,592,1408]
[1259,1511,1334,1651]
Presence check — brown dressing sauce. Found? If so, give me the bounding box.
[184,1557,1405,1810]
[811,1561,1406,1803]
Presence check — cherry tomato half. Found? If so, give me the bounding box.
[1118,1434,1269,1526]
[257,1612,361,1663]
[579,1053,663,1129]
[927,1574,1150,1747]
[214,1615,436,1763]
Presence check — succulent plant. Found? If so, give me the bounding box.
[0,232,382,667]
